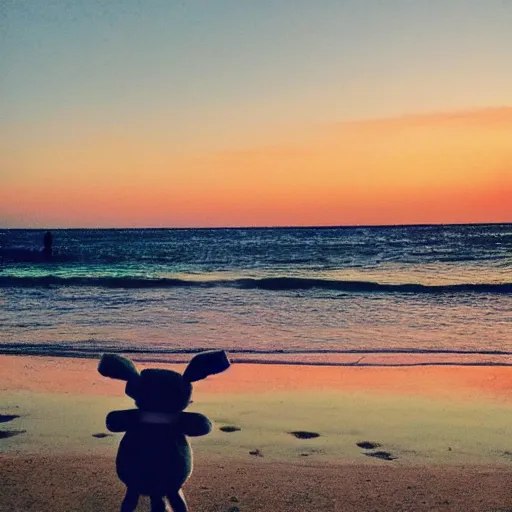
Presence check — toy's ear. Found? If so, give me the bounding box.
[183,350,230,383]
[98,354,140,382]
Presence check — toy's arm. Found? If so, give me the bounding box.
[178,412,212,437]
[106,409,139,432]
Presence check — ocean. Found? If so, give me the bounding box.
[0,224,510,366]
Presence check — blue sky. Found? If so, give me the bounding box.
[3,0,512,138]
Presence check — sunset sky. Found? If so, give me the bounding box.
[2,1,511,227]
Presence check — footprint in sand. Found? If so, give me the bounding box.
[364,451,397,461]
[0,414,20,423]
[219,425,241,433]
[0,430,25,439]
[356,441,381,450]
[357,441,397,461]
[289,431,320,439]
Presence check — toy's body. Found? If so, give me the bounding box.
[98,351,230,512]
[110,410,200,499]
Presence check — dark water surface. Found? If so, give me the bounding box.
[1,224,510,365]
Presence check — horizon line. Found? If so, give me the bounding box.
[1,221,511,231]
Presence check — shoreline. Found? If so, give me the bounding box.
[1,349,512,367]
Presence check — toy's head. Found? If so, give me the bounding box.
[98,350,230,413]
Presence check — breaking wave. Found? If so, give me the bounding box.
[0,275,510,294]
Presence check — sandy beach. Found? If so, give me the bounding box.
[1,355,511,511]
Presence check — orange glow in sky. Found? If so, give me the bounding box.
[1,107,511,227]
[2,3,512,228]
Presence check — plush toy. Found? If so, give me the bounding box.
[98,350,230,512]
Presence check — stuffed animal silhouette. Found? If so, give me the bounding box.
[98,350,230,512]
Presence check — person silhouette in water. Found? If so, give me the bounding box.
[43,231,53,260]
